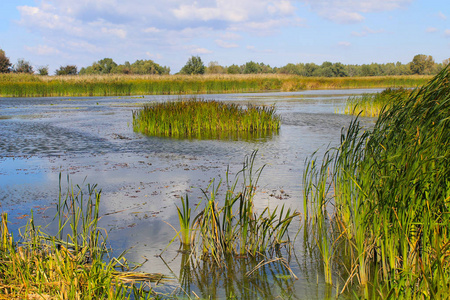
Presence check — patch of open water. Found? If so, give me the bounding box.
[0,89,380,299]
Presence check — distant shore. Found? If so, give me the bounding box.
[0,73,431,97]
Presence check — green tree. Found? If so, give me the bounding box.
[243,61,261,74]
[37,66,49,76]
[129,59,169,75]
[410,54,435,75]
[227,64,241,74]
[206,61,226,74]
[0,49,12,73]
[180,56,205,75]
[13,59,33,73]
[278,63,301,75]
[55,65,78,75]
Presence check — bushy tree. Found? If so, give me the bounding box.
[37,66,49,76]
[410,54,435,75]
[128,59,169,75]
[13,59,34,73]
[227,64,241,74]
[206,61,226,74]
[0,49,12,73]
[180,56,205,75]
[55,65,78,75]
[243,61,261,74]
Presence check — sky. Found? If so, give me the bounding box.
[0,0,449,74]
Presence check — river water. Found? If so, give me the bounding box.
[0,89,379,299]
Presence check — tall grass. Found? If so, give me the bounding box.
[0,178,164,299]
[342,87,411,117]
[133,98,280,139]
[174,151,300,263]
[303,66,450,298]
[0,73,431,97]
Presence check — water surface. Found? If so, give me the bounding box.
[0,90,379,299]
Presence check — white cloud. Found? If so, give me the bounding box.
[338,41,351,47]
[352,26,385,37]
[216,40,239,48]
[445,29,450,37]
[192,47,213,54]
[246,45,274,53]
[146,52,162,59]
[101,27,127,39]
[301,0,413,23]
[438,12,447,20]
[25,45,61,55]
[426,27,438,33]
[143,27,162,34]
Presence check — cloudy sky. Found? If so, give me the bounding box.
[1,0,449,73]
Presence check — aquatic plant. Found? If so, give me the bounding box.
[0,178,165,299]
[0,73,430,97]
[304,65,450,298]
[342,87,411,117]
[174,151,300,263]
[132,98,281,139]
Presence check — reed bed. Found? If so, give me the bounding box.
[0,178,166,299]
[0,73,431,97]
[132,98,280,139]
[172,151,300,264]
[342,87,412,117]
[303,66,450,298]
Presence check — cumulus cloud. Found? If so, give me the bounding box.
[300,0,413,23]
[445,29,450,37]
[426,27,438,33]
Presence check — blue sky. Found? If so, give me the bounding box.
[0,0,449,73]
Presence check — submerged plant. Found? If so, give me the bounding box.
[133,98,280,139]
[304,65,450,298]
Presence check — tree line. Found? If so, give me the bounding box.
[1,48,448,77]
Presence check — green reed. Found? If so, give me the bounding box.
[304,66,450,298]
[133,98,281,139]
[174,151,300,263]
[0,178,164,299]
[343,87,412,117]
[0,73,431,97]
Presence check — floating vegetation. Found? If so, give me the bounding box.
[171,151,300,264]
[132,98,281,139]
[342,87,411,117]
[304,66,450,298]
[0,177,167,299]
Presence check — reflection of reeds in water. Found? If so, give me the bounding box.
[0,177,165,299]
[174,251,297,299]
[303,66,450,298]
[133,98,281,139]
[0,73,431,97]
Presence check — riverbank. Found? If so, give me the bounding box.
[0,73,431,97]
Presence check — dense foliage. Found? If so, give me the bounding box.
[0,49,11,73]
[180,56,205,75]
[79,58,170,75]
[304,65,450,298]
